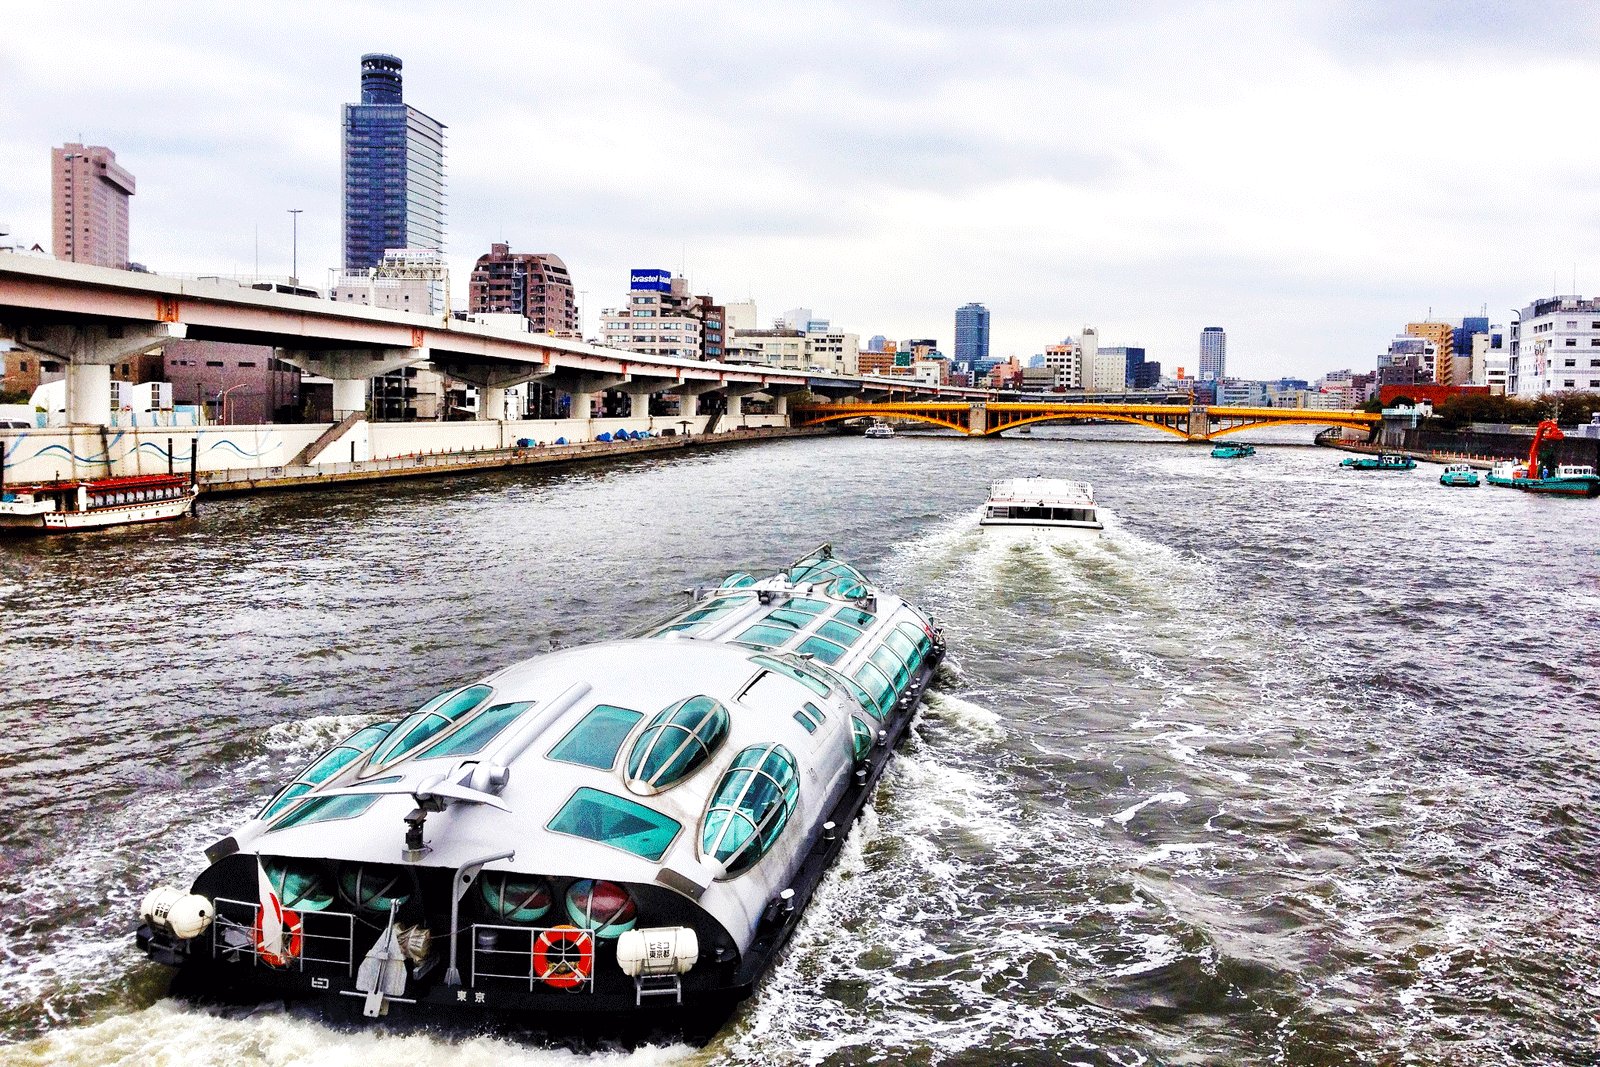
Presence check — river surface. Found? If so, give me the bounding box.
[1,428,1596,1066]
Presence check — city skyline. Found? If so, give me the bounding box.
[3,3,1598,379]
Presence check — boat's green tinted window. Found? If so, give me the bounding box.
[626,696,730,794]
[883,630,920,669]
[721,572,756,588]
[260,723,395,818]
[418,701,535,759]
[765,608,818,628]
[870,647,909,690]
[750,655,832,698]
[834,607,876,628]
[548,704,645,770]
[793,702,826,734]
[369,685,494,768]
[548,787,680,861]
[826,576,869,600]
[795,636,847,665]
[816,620,863,647]
[733,624,794,649]
[852,663,893,720]
[701,744,800,877]
[895,622,933,658]
[269,793,381,831]
[850,716,874,761]
[788,597,830,614]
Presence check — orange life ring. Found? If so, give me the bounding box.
[532,925,592,989]
[253,908,303,967]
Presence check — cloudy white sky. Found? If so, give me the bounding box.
[2,1,1596,379]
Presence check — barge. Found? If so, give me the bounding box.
[135,546,944,1025]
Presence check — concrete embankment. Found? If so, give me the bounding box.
[200,426,822,495]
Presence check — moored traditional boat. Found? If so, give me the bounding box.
[0,473,198,533]
[134,546,944,1024]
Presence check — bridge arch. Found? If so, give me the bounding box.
[985,412,1192,440]
[1207,417,1376,439]
[795,408,971,434]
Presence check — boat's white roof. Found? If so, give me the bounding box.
[986,477,1095,506]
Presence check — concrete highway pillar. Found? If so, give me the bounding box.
[331,377,368,420]
[66,363,113,425]
[772,394,788,417]
[480,385,506,421]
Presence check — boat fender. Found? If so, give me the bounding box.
[615,926,699,977]
[139,887,214,940]
[532,926,593,989]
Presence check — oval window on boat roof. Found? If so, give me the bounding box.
[366,684,494,770]
[826,576,869,600]
[625,696,730,795]
[701,743,801,878]
[721,571,757,589]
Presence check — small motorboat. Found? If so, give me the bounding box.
[1340,453,1416,471]
[1438,464,1480,487]
[864,420,894,439]
[1210,443,1256,459]
[979,477,1103,533]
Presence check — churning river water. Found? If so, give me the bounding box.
[0,428,1596,1066]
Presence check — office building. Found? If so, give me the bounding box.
[466,243,577,336]
[1405,321,1456,386]
[600,270,723,361]
[954,303,990,365]
[1199,327,1226,380]
[1508,295,1600,396]
[342,54,446,272]
[51,144,135,268]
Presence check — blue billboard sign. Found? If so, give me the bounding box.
[629,268,672,292]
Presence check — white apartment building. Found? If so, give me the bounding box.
[1042,342,1083,389]
[1508,295,1600,396]
[600,274,703,360]
[1085,327,1125,393]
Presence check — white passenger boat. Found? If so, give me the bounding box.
[978,477,1103,533]
[136,546,944,1025]
[0,473,198,533]
[864,420,894,439]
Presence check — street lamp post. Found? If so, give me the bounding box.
[288,209,303,287]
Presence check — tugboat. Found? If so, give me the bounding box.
[0,472,198,533]
[1438,464,1481,487]
[1210,443,1256,459]
[1340,452,1416,471]
[134,546,944,1026]
[1485,421,1600,497]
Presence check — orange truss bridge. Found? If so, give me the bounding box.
[793,402,1380,441]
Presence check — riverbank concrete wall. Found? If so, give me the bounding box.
[0,413,788,485]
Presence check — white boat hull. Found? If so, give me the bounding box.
[0,491,196,532]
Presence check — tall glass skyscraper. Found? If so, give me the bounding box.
[1199,326,1226,381]
[954,302,991,365]
[342,54,446,272]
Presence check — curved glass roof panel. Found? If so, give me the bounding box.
[368,685,494,769]
[816,620,863,647]
[732,624,794,649]
[417,700,536,759]
[701,743,800,877]
[850,716,875,761]
[764,608,819,628]
[625,696,730,794]
[548,786,681,861]
[833,606,877,628]
[788,597,831,614]
[721,571,756,588]
[795,635,846,665]
[852,662,893,720]
[548,704,645,770]
[259,723,395,819]
[269,793,381,832]
[883,629,920,669]
[870,646,910,691]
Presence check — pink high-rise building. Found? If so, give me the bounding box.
[51,143,136,269]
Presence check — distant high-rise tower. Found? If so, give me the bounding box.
[468,243,578,336]
[51,144,135,268]
[954,302,991,365]
[1199,326,1226,380]
[342,54,446,272]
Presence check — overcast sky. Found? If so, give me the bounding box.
[3,1,1597,379]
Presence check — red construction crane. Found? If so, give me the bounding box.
[1524,419,1565,480]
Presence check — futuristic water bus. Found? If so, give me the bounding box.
[135,547,944,1024]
